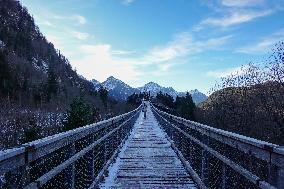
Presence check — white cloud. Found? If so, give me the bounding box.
[71,31,90,40]
[121,0,135,5]
[73,44,143,82]
[42,20,53,27]
[145,32,231,63]
[145,32,192,63]
[196,9,272,30]
[206,65,249,78]
[221,0,264,7]
[73,15,87,25]
[194,0,281,31]
[237,28,284,54]
[43,13,87,25]
[111,50,135,55]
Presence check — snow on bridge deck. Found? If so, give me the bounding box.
[99,104,196,189]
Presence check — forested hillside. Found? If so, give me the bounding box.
[195,82,284,145]
[0,0,133,150]
[195,42,284,145]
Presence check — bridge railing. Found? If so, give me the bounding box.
[0,105,141,189]
[152,104,284,189]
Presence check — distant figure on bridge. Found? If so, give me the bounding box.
[142,101,147,119]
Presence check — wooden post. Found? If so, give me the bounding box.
[104,127,108,165]
[70,143,75,189]
[91,133,95,182]
[189,140,193,164]
[221,163,226,189]
[22,145,34,188]
[201,135,209,187]
[22,163,31,188]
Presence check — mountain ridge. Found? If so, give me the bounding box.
[93,76,207,103]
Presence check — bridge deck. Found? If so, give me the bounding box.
[99,105,196,189]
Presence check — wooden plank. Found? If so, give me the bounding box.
[99,104,197,189]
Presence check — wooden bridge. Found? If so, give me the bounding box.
[0,102,284,189]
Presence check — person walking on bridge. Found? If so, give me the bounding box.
[142,101,147,119]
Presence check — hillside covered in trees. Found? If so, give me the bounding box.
[195,42,284,145]
[0,0,133,150]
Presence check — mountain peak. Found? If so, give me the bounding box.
[92,76,207,103]
[142,82,162,89]
[91,79,100,86]
[106,76,117,81]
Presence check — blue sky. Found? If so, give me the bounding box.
[19,0,284,94]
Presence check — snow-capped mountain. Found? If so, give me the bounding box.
[94,76,139,101]
[92,76,207,104]
[138,82,178,97]
[178,89,208,104]
[91,79,100,87]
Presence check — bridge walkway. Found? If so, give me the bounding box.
[99,104,196,189]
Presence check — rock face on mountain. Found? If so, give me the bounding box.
[138,82,178,97]
[94,76,140,101]
[91,79,100,87]
[92,77,207,103]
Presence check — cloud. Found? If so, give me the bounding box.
[196,9,273,30]
[74,44,143,82]
[206,65,249,78]
[194,0,282,31]
[73,15,87,25]
[70,31,90,40]
[42,12,87,25]
[80,44,134,56]
[111,50,134,55]
[42,20,54,27]
[221,0,264,7]
[145,32,192,63]
[121,0,135,5]
[145,32,231,63]
[237,28,284,54]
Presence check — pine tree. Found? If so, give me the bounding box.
[0,51,14,98]
[62,98,99,131]
[20,117,42,143]
[99,87,108,107]
[176,92,196,120]
[47,66,58,101]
